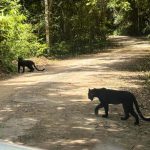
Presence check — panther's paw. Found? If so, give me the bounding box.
[134,122,139,126]
[102,114,108,118]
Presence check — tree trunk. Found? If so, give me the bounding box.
[99,0,107,40]
[44,0,53,47]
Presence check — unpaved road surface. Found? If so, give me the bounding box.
[0,36,150,150]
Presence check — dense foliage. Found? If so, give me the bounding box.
[46,0,108,57]
[0,0,150,72]
[108,0,150,35]
[0,0,46,72]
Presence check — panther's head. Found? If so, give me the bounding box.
[18,56,23,61]
[88,89,95,101]
[88,88,106,101]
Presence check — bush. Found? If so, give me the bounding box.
[0,0,47,72]
[46,41,71,58]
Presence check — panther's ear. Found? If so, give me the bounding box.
[88,89,91,92]
[18,56,23,60]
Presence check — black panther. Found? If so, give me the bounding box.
[18,57,45,73]
[88,88,150,125]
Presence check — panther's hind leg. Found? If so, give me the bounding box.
[28,65,34,72]
[22,67,25,73]
[121,104,130,120]
[130,110,139,125]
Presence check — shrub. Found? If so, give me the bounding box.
[0,0,46,72]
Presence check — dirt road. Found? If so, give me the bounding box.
[0,36,150,150]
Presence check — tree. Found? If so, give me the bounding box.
[107,0,150,36]
[44,0,53,47]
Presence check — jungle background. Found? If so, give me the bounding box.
[0,0,150,72]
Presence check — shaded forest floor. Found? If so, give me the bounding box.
[0,36,150,150]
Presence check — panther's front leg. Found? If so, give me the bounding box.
[95,103,103,116]
[102,104,109,118]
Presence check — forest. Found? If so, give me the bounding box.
[0,0,150,72]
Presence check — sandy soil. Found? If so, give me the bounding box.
[0,36,150,150]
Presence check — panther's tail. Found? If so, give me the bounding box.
[33,64,45,71]
[133,95,150,121]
